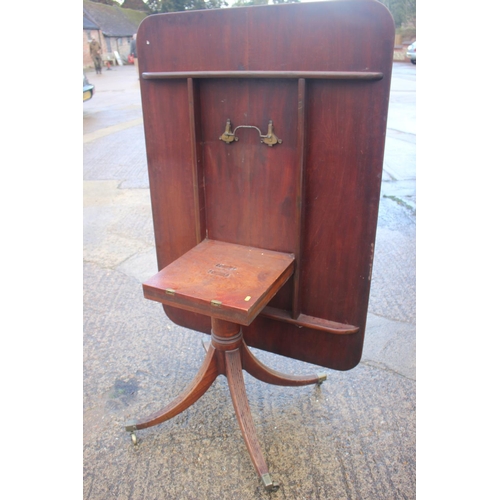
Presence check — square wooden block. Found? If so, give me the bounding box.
[143,239,295,325]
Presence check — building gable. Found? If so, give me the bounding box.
[83,0,147,37]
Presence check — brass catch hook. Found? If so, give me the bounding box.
[219,119,238,144]
[219,119,282,147]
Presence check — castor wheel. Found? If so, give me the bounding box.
[262,473,280,492]
[125,421,138,446]
[316,373,327,385]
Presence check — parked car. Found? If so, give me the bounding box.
[406,41,416,64]
[83,74,95,102]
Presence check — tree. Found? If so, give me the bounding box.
[378,0,415,29]
[232,0,298,6]
[145,0,227,12]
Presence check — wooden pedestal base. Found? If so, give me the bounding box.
[125,318,326,492]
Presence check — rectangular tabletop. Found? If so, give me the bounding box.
[137,1,395,369]
[143,239,295,326]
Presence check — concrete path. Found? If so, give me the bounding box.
[83,62,415,499]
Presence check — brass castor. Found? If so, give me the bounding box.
[262,473,280,492]
[125,421,138,446]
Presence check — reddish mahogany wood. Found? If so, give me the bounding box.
[143,239,295,325]
[128,317,323,488]
[187,78,205,244]
[131,343,219,430]
[137,1,395,370]
[131,3,395,488]
[240,340,322,386]
[142,70,384,80]
[261,306,359,335]
[292,77,307,319]
[225,348,269,478]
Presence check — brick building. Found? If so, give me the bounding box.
[83,0,148,70]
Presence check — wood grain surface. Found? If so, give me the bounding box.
[137,1,395,370]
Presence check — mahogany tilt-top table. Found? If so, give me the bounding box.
[124,1,395,491]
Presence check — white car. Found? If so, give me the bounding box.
[406,41,416,64]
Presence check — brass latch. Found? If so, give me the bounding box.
[219,119,282,147]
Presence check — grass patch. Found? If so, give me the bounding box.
[383,194,416,214]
